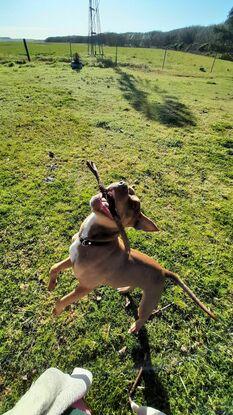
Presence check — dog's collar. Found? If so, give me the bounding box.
[79,237,114,247]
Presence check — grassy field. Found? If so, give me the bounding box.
[0,42,233,415]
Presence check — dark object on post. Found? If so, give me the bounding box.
[23,39,31,62]
[71,53,83,71]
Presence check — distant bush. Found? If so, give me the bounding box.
[219,53,233,61]
[0,59,10,65]
[185,44,192,52]
[35,55,56,62]
[199,43,209,52]
[95,57,115,68]
[119,62,150,71]
[58,57,71,63]
[15,59,26,64]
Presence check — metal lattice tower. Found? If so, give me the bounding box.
[88,0,104,56]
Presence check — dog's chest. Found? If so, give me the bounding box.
[69,238,81,263]
[69,213,97,263]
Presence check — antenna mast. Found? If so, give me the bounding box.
[88,0,104,56]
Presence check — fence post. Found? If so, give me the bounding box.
[69,42,73,60]
[23,39,31,62]
[115,42,118,66]
[162,48,167,70]
[210,53,217,73]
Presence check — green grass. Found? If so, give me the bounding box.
[0,43,233,415]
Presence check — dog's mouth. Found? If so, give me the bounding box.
[91,192,115,220]
[99,196,113,220]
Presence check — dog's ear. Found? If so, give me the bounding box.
[134,213,159,232]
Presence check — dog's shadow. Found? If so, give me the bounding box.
[126,294,171,415]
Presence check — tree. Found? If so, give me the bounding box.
[227,7,233,24]
[213,8,233,54]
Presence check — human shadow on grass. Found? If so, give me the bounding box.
[116,68,196,127]
[126,293,171,415]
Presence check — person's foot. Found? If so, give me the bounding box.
[117,286,131,294]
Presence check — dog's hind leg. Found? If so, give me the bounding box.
[129,281,165,334]
[48,257,72,291]
[53,285,92,316]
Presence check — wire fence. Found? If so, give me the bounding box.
[0,39,231,75]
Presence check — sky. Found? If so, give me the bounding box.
[0,0,232,39]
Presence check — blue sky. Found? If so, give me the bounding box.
[0,0,232,39]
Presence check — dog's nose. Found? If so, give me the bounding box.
[119,180,126,187]
[119,181,127,191]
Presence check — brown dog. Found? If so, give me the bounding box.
[49,180,215,333]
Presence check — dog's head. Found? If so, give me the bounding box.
[90,181,159,232]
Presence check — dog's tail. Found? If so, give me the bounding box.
[166,271,216,320]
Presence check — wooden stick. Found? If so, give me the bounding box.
[86,160,106,195]
[129,365,144,397]
[129,351,149,398]
[86,160,131,254]
[149,302,174,321]
[127,303,173,402]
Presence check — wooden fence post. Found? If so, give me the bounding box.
[69,42,73,60]
[210,53,217,73]
[162,48,167,70]
[23,39,31,62]
[115,42,118,66]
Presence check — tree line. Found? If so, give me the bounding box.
[45,8,233,59]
